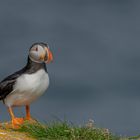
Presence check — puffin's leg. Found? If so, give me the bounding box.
[8,107,24,128]
[25,105,32,120]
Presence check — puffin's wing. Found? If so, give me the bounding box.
[0,71,23,100]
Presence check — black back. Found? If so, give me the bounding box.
[0,57,47,100]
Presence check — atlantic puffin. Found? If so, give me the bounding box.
[0,43,53,128]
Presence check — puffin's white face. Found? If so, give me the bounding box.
[29,43,53,64]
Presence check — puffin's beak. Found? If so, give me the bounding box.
[44,47,53,64]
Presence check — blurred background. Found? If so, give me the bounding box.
[0,0,140,136]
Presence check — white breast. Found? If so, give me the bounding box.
[5,69,49,107]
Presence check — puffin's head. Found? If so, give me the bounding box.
[29,43,53,64]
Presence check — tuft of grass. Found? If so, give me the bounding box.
[17,121,120,140]
[128,134,140,140]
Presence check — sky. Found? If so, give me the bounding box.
[0,0,140,136]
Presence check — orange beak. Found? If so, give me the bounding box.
[45,47,53,64]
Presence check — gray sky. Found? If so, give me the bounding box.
[0,0,140,136]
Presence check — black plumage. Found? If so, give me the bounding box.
[0,57,47,101]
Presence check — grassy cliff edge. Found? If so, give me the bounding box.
[0,120,139,140]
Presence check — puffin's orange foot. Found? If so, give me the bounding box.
[24,117,33,121]
[24,117,36,124]
[12,118,24,129]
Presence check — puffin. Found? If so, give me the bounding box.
[0,42,53,128]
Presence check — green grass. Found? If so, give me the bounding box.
[17,120,120,140]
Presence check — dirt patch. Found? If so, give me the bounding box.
[0,122,35,140]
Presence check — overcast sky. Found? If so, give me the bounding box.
[0,0,140,136]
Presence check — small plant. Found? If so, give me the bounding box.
[17,120,120,140]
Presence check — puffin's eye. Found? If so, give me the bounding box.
[35,47,38,51]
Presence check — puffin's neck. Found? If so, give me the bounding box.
[24,57,47,74]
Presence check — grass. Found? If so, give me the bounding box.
[17,120,120,140]
[0,121,139,140]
